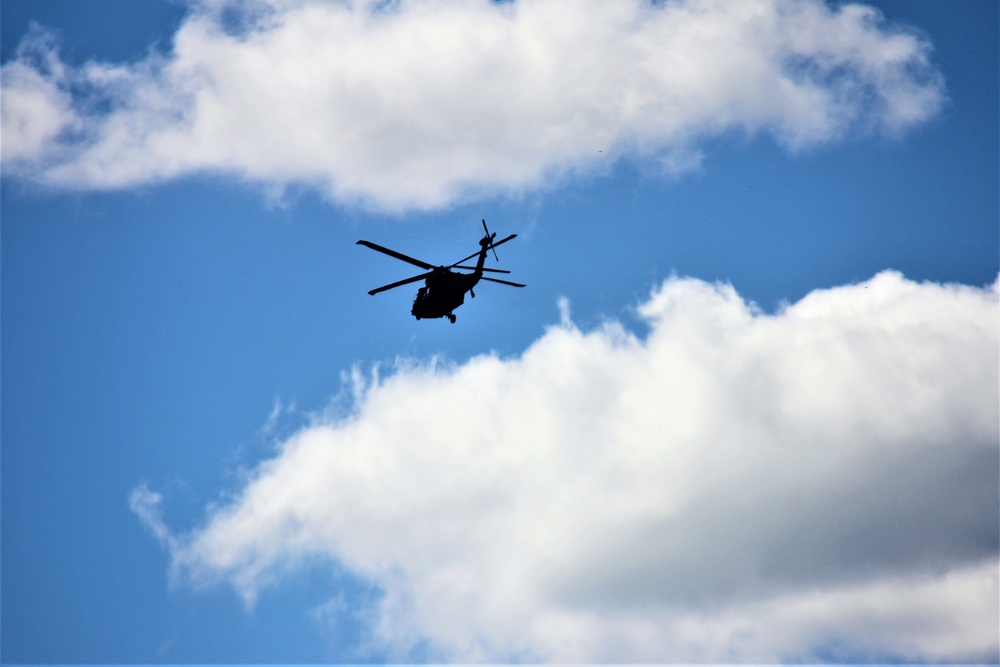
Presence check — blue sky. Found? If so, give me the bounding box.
[1,0,997,662]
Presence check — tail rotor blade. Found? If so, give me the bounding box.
[483,219,499,262]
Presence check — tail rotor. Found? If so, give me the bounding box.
[482,219,499,262]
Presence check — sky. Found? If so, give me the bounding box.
[1,0,997,663]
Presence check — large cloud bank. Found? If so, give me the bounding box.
[3,0,944,211]
[133,271,999,662]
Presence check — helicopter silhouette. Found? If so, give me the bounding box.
[357,220,525,323]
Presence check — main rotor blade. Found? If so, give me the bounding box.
[367,271,433,295]
[480,276,526,288]
[357,240,434,270]
[454,265,511,273]
[449,234,517,267]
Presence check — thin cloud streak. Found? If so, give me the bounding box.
[2,0,945,211]
[133,271,999,662]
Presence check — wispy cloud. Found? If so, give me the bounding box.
[2,0,945,211]
[129,482,178,554]
[132,271,999,662]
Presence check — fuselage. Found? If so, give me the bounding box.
[411,236,490,320]
[411,272,478,320]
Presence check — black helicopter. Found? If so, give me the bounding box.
[357,220,525,323]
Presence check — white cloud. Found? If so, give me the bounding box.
[0,25,79,166]
[134,271,999,662]
[2,0,945,211]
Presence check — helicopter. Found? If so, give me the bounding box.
[357,220,525,323]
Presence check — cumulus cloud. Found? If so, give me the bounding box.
[133,271,999,662]
[2,0,944,211]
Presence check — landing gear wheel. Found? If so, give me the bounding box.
[448,314,456,323]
